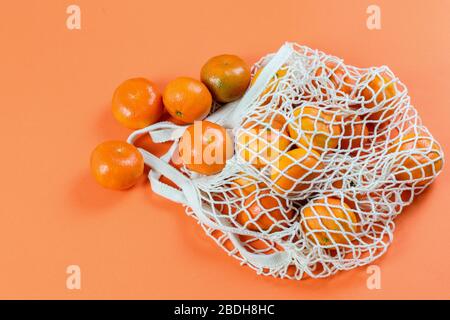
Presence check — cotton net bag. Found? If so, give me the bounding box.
[127,43,444,280]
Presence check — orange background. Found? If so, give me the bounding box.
[0,0,449,299]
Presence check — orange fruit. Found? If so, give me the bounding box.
[236,192,295,233]
[329,172,414,211]
[112,78,164,129]
[167,115,187,126]
[211,229,236,253]
[270,147,324,195]
[314,61,355,95]
[237,113,290,168]
[302,197,358,246]
[211,230,284,257]
[359,72,397,121]
[388,130,443,186]
[212,191,237,216]
[90,141,144,190]
[251,66,287,105]
[236,124,290,168]
[200,54,251,103]
[339,114,369,150]
[366,121,400,147]
[288,105,342,152]
[178,121,234,175]
[358,186,412,209]
[231,174,267,197]
[163,77,212,124]
[238,235,284,254]
[245,112,288,130]
[329,178,375,211]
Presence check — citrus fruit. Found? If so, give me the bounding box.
[163,77,212,124]
[231,174,267,197]
[359,72,397,121]
[288,105,342,152]
[90,141,144,190]
[366,121,400,146]
[236,192,295,233]
[314,61,355,95]
[211,229,236,253]
[340,114,369,150]
[270,147,324,195]
[236,123,290,168]
[112,78,164,129]
[251,66,287,105]
[212,192,237,216]
[388,130,443,186]
[245,112,287,131]
[178,121,233,175]
[167,115,187,126]
[301,197,358,246]
[238,235,284,254]
[200,54,251,103]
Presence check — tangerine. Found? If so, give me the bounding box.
[302,197,358,246]
[163,77,212,124]
[112,78,163,129]
[270,147,323,195]
[178,121,233,175]
[90,141,144,190]
[200,54,251,103]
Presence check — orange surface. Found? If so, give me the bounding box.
[0,0,449,299]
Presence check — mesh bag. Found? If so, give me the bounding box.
[127,43,444,280]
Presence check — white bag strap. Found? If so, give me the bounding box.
[224,42,294,127]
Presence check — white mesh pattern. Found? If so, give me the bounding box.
[129,43,444,280]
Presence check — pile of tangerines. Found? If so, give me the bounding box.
[91,52,443,249]
[91,54,250,190]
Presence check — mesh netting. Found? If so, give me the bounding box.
[130,43,444,280]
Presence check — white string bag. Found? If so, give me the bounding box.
[127,43,444,280]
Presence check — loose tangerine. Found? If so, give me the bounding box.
[90,141,144,190]
[112,78,164,129]
[163,77,212,124]
[200,54,251,103]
